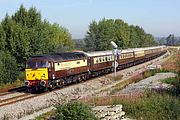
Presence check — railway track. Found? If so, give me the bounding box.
[0,52,169,108]
[0,86,34,107]
[0,86,27,96]
[0,94,37,107]
[0,86,62,107]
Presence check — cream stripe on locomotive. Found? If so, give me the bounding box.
[55,59,87,71]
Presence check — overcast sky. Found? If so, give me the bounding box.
[0,0,179,39]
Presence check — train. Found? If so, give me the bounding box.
[24,46,167,91]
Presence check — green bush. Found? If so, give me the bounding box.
[55,101,98,120]
[0,51,19,84]
[121,92,180,120]
[161,76,180,96]
[18,71,25,81]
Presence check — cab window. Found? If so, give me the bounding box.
[37,61,47,68]
[27,61,49,69]
[28,62,36,69]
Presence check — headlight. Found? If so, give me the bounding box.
[24,81,30,86]
[40,80,46,86]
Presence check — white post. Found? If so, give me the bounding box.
[111,41,118,80]
[113,49,117,78]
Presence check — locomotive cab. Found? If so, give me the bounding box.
[25,59,52,88]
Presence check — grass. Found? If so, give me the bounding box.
[0,79,24,89]
[161,77,178,85]
[35,110,56,120]
[161,75,180,96]
[109,69,168,95]
[82,90,180,120]
[114,74,123,81]
[122,92,180,120]
[162,49,180,73]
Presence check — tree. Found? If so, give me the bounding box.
[84,20,99,51]
[0,51,19,84]
[1,15,30,67]
[0,5,74,68]
[84,18,155,51]
[0,25,6,50]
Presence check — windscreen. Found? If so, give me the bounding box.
[27,61,49,69]
[37,61,47,68]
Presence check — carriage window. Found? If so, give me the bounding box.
[96,59,98,63]
[57,63,60,66]
[105,56,108,61]
[99,58,102,62]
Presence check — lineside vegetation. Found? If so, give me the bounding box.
[84,18,157,51]
[0,5,73,86]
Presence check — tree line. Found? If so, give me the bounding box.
[84,18,156,51]
[0,5,156,85]
[0,5,74,84]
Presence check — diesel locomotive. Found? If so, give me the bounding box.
[25,46,167,91]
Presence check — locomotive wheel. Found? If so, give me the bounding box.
[48,81,56,91]
[56,81,63,88]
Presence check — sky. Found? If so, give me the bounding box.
[0,0,180,39]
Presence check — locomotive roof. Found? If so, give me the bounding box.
[30,52,87,62]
